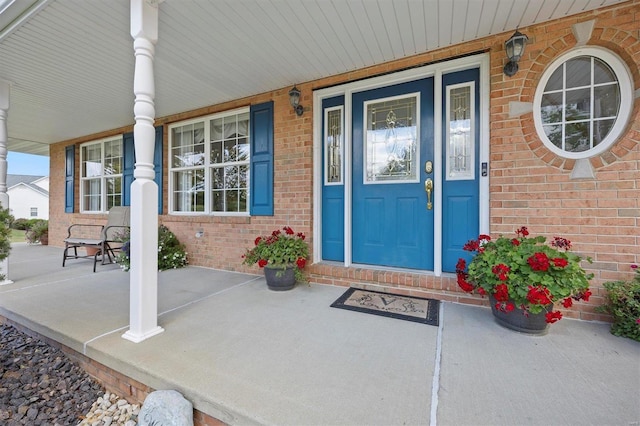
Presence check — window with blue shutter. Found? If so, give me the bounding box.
[122,126,163,214]
[250,101,274,216]
[64,145,74,213]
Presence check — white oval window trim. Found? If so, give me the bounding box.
[533,46,634,160]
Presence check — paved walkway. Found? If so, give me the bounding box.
[1,244,638,425]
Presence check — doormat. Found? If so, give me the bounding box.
[330,288,440,326]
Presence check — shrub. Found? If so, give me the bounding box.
[0,207,13,279]
[115,225,188,272]
[12,218,30,230]
[598,265,640,342]
[25,219,48,244]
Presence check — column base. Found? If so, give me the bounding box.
[122,326,164,343]
[0,279,13,286]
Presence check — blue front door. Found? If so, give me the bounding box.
[352,78,434,269]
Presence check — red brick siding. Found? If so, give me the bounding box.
[48,0,639,322]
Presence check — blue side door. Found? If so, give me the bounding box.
[352,78,434,269]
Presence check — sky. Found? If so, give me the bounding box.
[7,152,49,176]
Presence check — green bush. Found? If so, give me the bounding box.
[25,219,48,244]
[116,225,188,272]
[12,218,30,230]
[598,265,640,342]
[0,207,13,280]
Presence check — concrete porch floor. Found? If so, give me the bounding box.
[0,243,638,425]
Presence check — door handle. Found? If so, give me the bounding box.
[425,178,433,210]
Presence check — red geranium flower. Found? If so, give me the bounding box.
[580,289,592,302]
[456,258,466,273]
[511,238,520,246]
[494,283,509,302]
[258,259,268,268]
[562,298,573,308]
[552,258,568,268]
[492,263,510,281]
[283,226,294,235]
[296,257,306,269]
[528,252,550,271]
[527,285,552,305]
[457,273,475,293]
[545,311,563,323]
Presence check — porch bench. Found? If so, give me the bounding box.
[62,207,130,272]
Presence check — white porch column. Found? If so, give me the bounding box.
[0,80,12,285]
[122,0,163,342]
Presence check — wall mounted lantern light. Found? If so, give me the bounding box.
[503,30,528,77]
[289,85,303,116]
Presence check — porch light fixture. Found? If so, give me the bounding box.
[503,30,528,77]
[289,85,303,116]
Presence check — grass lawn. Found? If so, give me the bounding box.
[10,229,26,243]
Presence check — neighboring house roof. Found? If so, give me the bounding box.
[7,174,49,197]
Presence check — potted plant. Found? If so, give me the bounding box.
[597,264,640,342]
[25,219,48,245]
[242,226,309,291]
[456,226,593,334]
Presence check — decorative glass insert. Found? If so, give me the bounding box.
[324,106,343,184]
[540,56,620,153]
[365,95,418,183]
[446,83,474,180]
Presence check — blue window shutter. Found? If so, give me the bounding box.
[250,101,274,216]
[64,145,74,213]
[122,127,163,214]
[154,125,163,214]
[122,132,134,206]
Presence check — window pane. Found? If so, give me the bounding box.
[237,138,249,162]
[212,190,223,212]
[594,85,620,118]
[172,169,204,212]
[593,119,615,146]
[593,58,616,84]
[543,124,562,149]
[211,141,223,164]
[565,88,590,122]
[541,93,563,125]
[82,179,101,211]
[545,66,564,92]
[565,57,591,88]
[564,122,590,152]
[82,145,102,177]
[211,167,223,189]
[172,123,205,167]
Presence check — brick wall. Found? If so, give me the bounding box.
[49,0,639,321]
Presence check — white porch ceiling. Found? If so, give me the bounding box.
[0,0,629,156]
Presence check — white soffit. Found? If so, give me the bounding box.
[0,0,631,155]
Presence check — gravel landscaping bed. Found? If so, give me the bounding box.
[0,322,139,425]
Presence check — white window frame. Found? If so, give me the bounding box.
[79,136,123,213]
[168,107,251,216]
[533,46,633,160]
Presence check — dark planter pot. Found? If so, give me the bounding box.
[489,295,550,335]
[264,265,296,291]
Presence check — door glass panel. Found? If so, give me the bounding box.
[446,84,474,180]
[325,106,343,184]
[364,95,418,183]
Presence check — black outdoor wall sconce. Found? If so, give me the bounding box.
[289,85,303,116]
[503,30,528,77]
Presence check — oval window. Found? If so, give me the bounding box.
[533,47,633,159]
